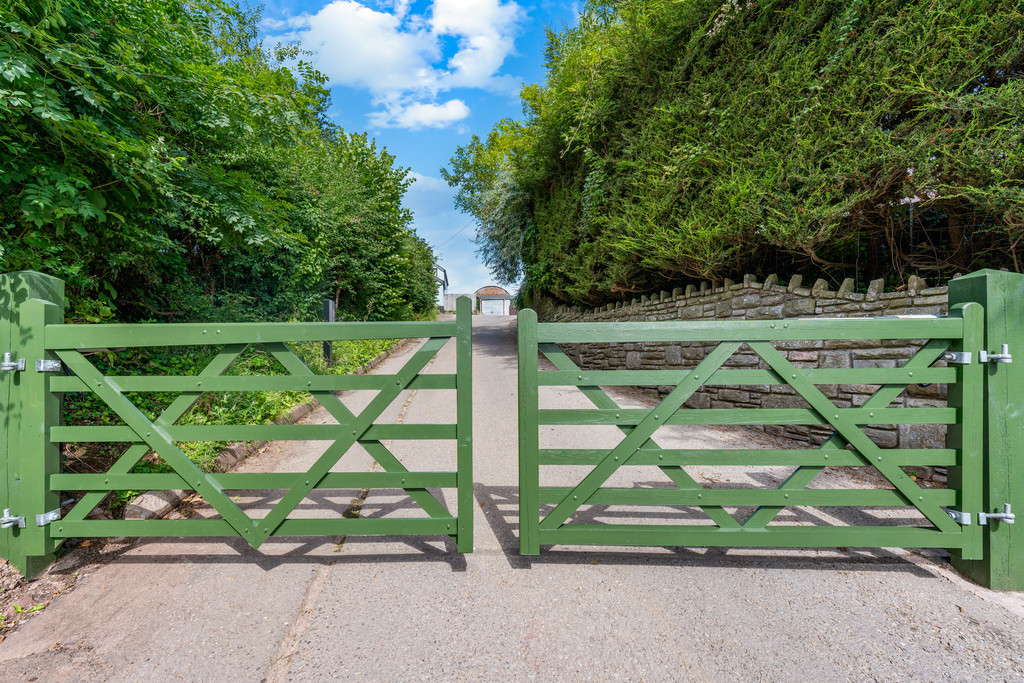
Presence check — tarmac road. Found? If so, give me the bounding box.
[1,315,1023,681]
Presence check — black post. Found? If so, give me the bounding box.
[322,299,335,366]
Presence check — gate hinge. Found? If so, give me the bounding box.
[945,509,972,526]
[0,509,26,529]
[941,351,972,365]
[979,344,1012,364]
[35,359,62,372]
[35,509,61,526]
[1,352,26,372]
[979,504,1015,525]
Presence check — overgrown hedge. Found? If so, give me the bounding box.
[446,0,1024,304]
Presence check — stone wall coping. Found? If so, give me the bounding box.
[552,274,950,318]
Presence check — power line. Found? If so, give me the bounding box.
[436,221,474,249]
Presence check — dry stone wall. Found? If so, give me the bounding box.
[542,274,952,458]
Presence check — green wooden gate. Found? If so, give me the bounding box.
[519,271,1023,589]
[1,271,473,577]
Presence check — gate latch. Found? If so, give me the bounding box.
[941,351,972,365]
[979,344,1012,364]
[0,509,26,529]
[1,352,25,372]
[979,504,1015,525]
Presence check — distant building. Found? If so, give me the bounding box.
[475,286,512,316]
[443,292,470,312]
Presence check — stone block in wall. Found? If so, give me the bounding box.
[750,305,784,319]
[784,425,811,439]
[726,353,762,367]
[626,351,641,369]
[898,423,945,450]
[733,293,762,308]
[774,339,824,350]
[843,383,882,395]
[761,392,806,410]
[818,338,856,349]
[853,358,897,369]
[782,298,816,316]
[907,383,946,399]
[681,346,710,360]
[685,392,712,410]
[817,384,840,399]
[912,295,947,307]
[666,345,683,365]
[852,347,914,360]
[718,389,750,403]
[788,351,819,362]
[820,351,852,368]
[862,427,899,448]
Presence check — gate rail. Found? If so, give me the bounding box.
[1,271,472,576]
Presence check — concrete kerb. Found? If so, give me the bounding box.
[122,337,415,521]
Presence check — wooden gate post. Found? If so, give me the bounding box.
[949,269,1024,590]
[0,271,65,577]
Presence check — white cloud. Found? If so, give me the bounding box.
[408,171,451,191]
[430,0,523,91]
[267,0,524,129]
[273,2,438,93]
[369,98,470,129]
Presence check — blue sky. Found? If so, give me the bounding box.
[260,0,580,299]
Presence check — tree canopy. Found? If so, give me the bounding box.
[1,0,437,322]
[445,0,1024,305]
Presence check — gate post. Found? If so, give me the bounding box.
[0,271,65,577]
[517,308,540,555]
[455,295,473,552]
[949,269,1024,590]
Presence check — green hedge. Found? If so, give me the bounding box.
[447,0,1024,304]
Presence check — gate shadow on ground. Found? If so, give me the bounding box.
[57,533,468,573]
[474,483,940,578]
[51,485,469,574]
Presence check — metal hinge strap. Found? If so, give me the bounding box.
[35,509,61,526]
[945,509,972,526]
[941,351,972,365]
[35,359,62,372]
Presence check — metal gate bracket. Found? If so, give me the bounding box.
[979,504,1015,525]
[945,509,972,525]
[35,359,62,372]
[941,351,972,365]
[0,509,26,529]
[1,352,25,371]
[979,344,1012,364]
[35,509,61,526]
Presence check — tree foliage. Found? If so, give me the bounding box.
[447,0,1024,304]
[1,0,437,321]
